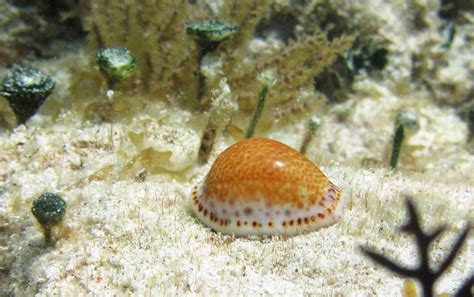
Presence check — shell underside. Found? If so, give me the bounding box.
[190,181,344,237]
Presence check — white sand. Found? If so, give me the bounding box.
[1,0,473,295]
[0,81,472,295]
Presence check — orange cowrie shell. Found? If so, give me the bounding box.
[190,138,345,236]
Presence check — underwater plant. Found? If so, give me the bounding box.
[245,84,268,139]
[186,19,238,57]
[85,0,196,98]
[244,69,276,139]
[186,19,238,102]
[198,79,237,165]
[390,110,419,170]
[84,0,352,115]
[244,70,277,139]
[361,197,471,297]
[96,47,138,91]
[461,101,474,140]
[300,115,321,155]
[0,65,55,124]
[31,192,66,246]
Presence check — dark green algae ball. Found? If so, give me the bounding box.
[96,47,138,83]
[31,193,66,227]
[0,65,55,124]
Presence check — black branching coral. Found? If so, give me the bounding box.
[361,197,471,297]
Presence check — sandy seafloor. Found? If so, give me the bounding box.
[1,3,474,297]
[0,63,472,295]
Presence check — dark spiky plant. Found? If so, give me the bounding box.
[361,197,471,297]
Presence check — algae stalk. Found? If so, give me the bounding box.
[198,121,218,165]
[389,110,419,170]
[186,20,238,103]
[390,123,405,169]
[198,79,237,164]
[300,115,321,155]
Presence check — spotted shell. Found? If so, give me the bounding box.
[190,137,345,236]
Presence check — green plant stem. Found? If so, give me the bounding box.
[196,50,206,103]
[300,117,320,155]
[107,79,116,91]
[246,85,269,139]
[16,108,32,125]
[197,71,206,103]
[43,225,53,246]
[390,124,404,169]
